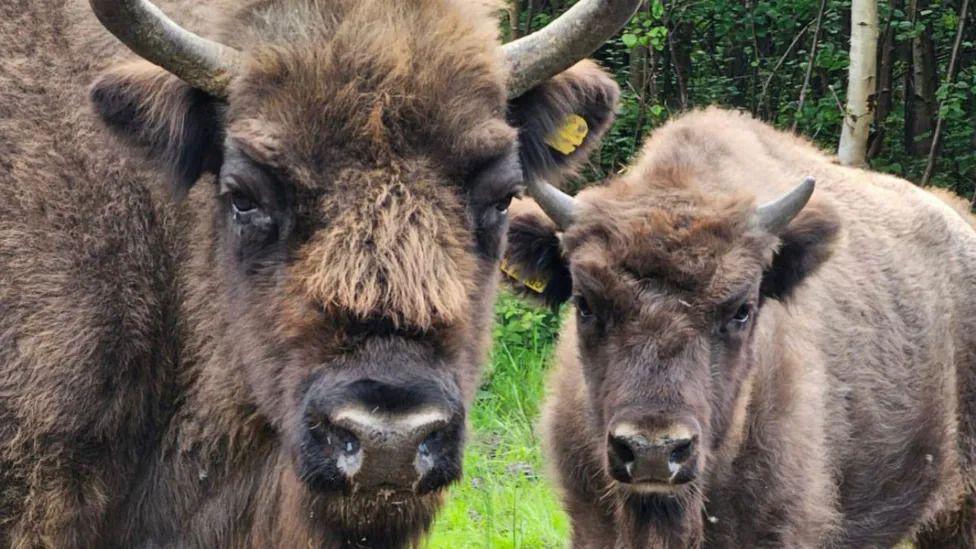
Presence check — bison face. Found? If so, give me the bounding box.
[88,0,622,540]
[505,179,839,503]
[211,138,499,498]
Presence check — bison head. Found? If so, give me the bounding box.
[503,147,840,527]
[86,0,631,543]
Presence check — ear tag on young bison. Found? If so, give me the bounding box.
[545,114,589,155]
[500,257,549,293]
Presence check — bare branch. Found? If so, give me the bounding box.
[758,21,811,116]
[828,84,848,120]
[921,0,969,185]
[793,0,827,132]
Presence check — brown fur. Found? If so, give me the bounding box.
[0,1,619,547]
[507,108,976,547]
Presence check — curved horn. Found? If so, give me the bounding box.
[503,0,642,98]
[90,0,240,97]
[754,177,816,233]
[527,178,577,229]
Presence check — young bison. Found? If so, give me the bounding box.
[0,0,633,546]
[504,108,976,547]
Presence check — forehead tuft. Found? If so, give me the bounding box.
[224,0,508,174]
[565,184,770,297]
[291,166,477,330]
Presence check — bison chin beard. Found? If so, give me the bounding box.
[616,486,706,549]
[315,490,445,548]
[275,468,447,548]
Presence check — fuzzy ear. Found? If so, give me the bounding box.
[508,60,619,185]
[502,198,573,308]
[90,61,222,192]
[760,200,841,301]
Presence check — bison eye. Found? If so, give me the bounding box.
[573,295,594,319]
[494,193,517,213]
[231,193,258,215]
[727,303,753,331]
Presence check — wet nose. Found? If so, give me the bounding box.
[301,382,463,494]
[606,418,700,485]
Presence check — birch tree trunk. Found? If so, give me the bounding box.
[837,0,879,167]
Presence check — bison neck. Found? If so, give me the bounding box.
[695,302,838,546]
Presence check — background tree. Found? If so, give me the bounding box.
[505,0,975,197]
[838,0,879,165]
[922,0,970,183]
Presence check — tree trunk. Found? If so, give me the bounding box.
[629,2,658,151]
[867,0,901,159]
[904,0,939,155]
[661,0,690,110]
[508,0,523,40]
[628,2,655,96]
[838,0,879,167]
[629,46,658,102]
[524,0,538,36]
[668,24,691,109]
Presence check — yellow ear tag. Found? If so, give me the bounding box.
[544,114,589,155]
[500,257,549,294]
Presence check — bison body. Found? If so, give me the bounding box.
[0,0,623,546]
[506,108,976,547]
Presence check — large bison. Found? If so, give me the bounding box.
[504,108,976,547]
[0,0,632,546]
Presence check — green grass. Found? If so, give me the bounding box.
[425,294,569,548]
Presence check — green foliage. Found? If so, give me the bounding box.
[622,0,668,51]
[426,294,566,548]
[555,0,974,194]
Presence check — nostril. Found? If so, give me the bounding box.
[300,419,365,492]
[341,433,360,455]
[669,438,695,465]
[418,428,444,457]
[311,423,361,459]
[414,423,463,494]
[609,435,636,467]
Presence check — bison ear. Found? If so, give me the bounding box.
[508,60,619,184]
[90,61,222,192]
[760,200,841,301]
[502,198,573,308]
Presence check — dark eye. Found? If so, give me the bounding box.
[574,295,593,319]
[726,303,753,331]
[231,193,257,214]
[494,193,516,213]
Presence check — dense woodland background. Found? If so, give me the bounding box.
[505,0,974,194]
[429,1,973,546]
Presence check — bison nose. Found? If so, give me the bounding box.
[606,418,701,486]
[301,395,463,495]
[333,407,461,489]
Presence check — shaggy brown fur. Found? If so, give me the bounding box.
[0,1,619,547]
[505,108,976,547]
